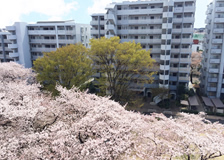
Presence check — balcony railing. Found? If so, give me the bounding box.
[117,19,162,25]
[179,76,189,81]
[31,48,57,52]
[28,30,56,35]
[117,8,163,15]
[7,35,17,40]
[9,52,19,58]
[8,44,18,49]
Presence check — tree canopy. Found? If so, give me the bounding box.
[33,44,93,95]
[89,36,155,103]
[1,62,224,160]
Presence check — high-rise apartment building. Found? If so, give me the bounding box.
[1,20,91,68]
[201,0,224,98]
[0,29,12,62]
[91,0,196,98]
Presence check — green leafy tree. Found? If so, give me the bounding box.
[33,44,93,95]
[89,36,155,103]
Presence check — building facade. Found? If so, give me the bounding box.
[201,0,224,98]
[1,20,91,68]
[91,0,196,97]
[0,29,12,63]
[192,28,205,52]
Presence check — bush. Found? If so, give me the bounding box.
[206,112,224,117]
[180,109,199,114]
[158,99,170,109]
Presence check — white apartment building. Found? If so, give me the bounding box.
[5,22,32,68]
[91,0,196,98]
[0,29,13,62]
[27,20,91,65]
[201,0,224,98]
[1,20,91,68]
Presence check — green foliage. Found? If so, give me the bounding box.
[181,109,199,114]
[206,112,224,117]
[33,44,93,96]
[89,36,155,104]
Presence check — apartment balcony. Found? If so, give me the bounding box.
[212,39,223,44]
[8,44,18,49]
[6,26,16,31]
[169,76,178,81]
[3,39,12,43]
[221,88,224,93]
[208,78,218,82]
[209,68,219,73]
[0,47,11,51]
[184,6,196,12]
[100,30,105,35]
[120,39,161,44]
[91,29,99,35]
[105,24,116,34]
[179,67,190,72]
[182,38,192,44]
[90,21,99,25]
[162,23,172,29]
[214,18,224,23]
[173,17,194,23]
[172,39,181,43]
[117,8,163,15]
[129,83,145,92]
[160,64,170,70]
[105,14,116,23]
[207,87,217,92]
[215,7,224,12]
[161,45,171,50]
[57,30,75,35]
[144,83,159,89]
[169,85,177,90]
[9,52,19,58]
[58,39,76,44]
[180,58,191,63]
[163,12,173,17]
[117,29,162,35]
[7,35,17,40]
[117,19,162,25]
[181,48,191,53]
[159,74,169,80]
[172,29,182,33]
[161,34,171,39]
[171,49,180,53]
[211,49,222,54]
[170,58,179,63]
[179,76,189,81]
[150,48,161,53]
[210,59,221,63]
[159,84,169,89]
[173,18,182,23]
[28,30,56,35]
[213,28,224,33]
[174,7,184,13]
[106,35,114,39]
[182,28,194,33]
[160,55,170,61]
[30,39,57,44]
[31,48,57,52]
[32,55,43,60]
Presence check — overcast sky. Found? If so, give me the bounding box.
[0,0,212,28]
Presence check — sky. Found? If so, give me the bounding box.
[0,0,213,28]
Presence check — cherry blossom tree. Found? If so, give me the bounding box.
[190,51,202,83]
[0,62,224,160]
